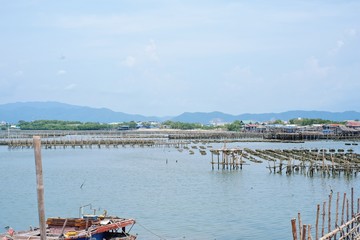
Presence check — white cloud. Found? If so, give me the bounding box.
[3,1,359,115]
[346,28,357,37]
[57,70,67,75]
[284,56,331,85]
[272,57,337,111]
[328,40,345,55]
[227,66,252,78]
[337,40,344,48]
[145,40,159,61]
[122,56,136,67]
[65,84,76,90]
[328,28,358,56]
[305,56,330,78]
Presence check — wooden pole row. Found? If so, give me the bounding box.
[241,148,360,176]
[292,188,360,240]
[210,148,247,170]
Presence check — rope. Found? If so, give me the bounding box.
[136,221,167,240]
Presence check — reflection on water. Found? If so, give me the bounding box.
[0,141,358,239]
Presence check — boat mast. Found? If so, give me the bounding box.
[33,136,47,240]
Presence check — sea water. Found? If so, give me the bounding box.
[0,141,359,239]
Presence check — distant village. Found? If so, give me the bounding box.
[238,120,360,133]
[239,120,360,140]
[1,119,360,140]
[118,119,360,141]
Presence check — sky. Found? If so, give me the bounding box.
[0,0,359,116]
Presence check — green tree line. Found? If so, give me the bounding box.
[10,118,344,131]
[18,120,112,130]
[288,118,343,126]
[162,121,209,130]
[225,120,244,131]
[162,120,245,131]
[16,120,160,130]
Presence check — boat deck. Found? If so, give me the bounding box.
[1,217,136,240]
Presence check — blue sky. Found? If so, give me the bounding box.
[0,0,359,116]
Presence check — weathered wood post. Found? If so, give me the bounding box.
[291,218,298,240]
[346,199,349,235]
[328,193,332,233]
[322,201,326,236]
[334,192,339,240]
[307,225,311,240]
[33,136,47,240]
[211,151,214,170]
[316,204,320,240]
[341,193,346,225]
[301,225,306,240]
[298,212,302,240]
[351,187,354,227]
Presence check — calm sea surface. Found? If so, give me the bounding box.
[0,141,359,239]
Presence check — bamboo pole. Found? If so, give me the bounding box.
[291,218,298,240]
[346,199,349,235]
[319,214,360,240]
[302,225,306,240]
[322,201,326,236]
[298,212,302,240]
[335,192,339,240]
[307,225,311,240]
[211,152,214,170]
[316,204,320,240]
[351,187,354,219]
[341,193,346,225]
[33,136,47,240]
[328,193,332,233]
[346,199,349,222]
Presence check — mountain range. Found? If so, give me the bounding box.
[1,102,359,124]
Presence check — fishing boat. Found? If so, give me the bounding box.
[1,137,137,240]
[1,212,136,240]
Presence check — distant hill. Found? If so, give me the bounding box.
[0,102,359,124]
[171,110,360,123]
[0,102,164,123]
[171,111,239,124]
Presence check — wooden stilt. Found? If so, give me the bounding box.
[316,204,320,240]
[301,225,306,240]
[307,225,311,240]
[291,218,298,240]
[341,193,346,225]
[298,212,302,240]
[322,202,326,237]
[335,192,339,240]
[328,193,332,233]
[33,136,47,240]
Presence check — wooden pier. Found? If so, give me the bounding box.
[0,129,272,149]
[242,148,360,176]
[209,147,360,177]
[291,188,360,240]
[210,148,247,170]
[2,138,166,149]
[265,132,360,141]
